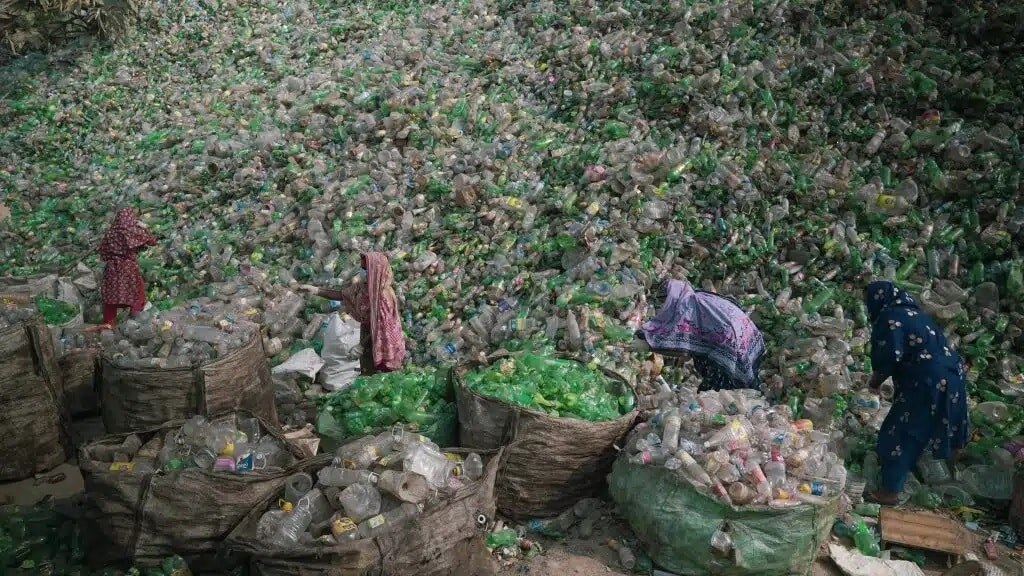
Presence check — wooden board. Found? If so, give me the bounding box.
[880,508,971,556]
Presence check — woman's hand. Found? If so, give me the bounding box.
[297,284,319,294]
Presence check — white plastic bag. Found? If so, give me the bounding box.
[272,348,325,380]
[320,313,362,391]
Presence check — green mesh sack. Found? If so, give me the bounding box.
[608,458,837,576]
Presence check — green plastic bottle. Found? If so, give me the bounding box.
[486,529,519,549]
[852,518,881,557]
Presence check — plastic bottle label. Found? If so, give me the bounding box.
[332,517,357,535]
[875,194,896,208]
[748,466,767,484]
[236,453,254,472]
[366,515,386,529]
[109,462,134,472]
[214,457,236,471]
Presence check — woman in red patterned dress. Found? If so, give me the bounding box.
[299,252,405,375]
[97,207,157,329]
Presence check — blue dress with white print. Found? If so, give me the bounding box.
[866,281,970,493]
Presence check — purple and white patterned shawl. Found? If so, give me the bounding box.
[640,280,765,385]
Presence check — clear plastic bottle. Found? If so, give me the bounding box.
[318,467,379,487]
[339,483,383,522]
[343,432,395,469]
[961,465,1014,500]
[462,453,484,481]
[273,494,315,545]
[728,482,754,505]
[703,419,750,451]
[677,451,713,486]
[661,409,682,452]
[356,503,422,539]
[745,461,771,500]
[284,473,313,505]
[764,460,786,490]
[628,447,670,466]
[403,443,454,489]
[182,325,227,345]
[862,452,880,491]
[329,514,359,542]
[257,509,287,542]
[377,470,431,504]
[916,452,951,485]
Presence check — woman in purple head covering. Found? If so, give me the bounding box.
[638,279,765,392]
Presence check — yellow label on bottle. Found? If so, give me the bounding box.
[444,452,464,463]
[876,194,896,208]
[332,517,357,536]
[278,499,293,512]
[366,515,385,529]
[109,462,134,472]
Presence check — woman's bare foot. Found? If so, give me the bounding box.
[85,324,112,333]
[865,489,900,506]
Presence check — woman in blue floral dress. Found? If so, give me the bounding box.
[864,280,969,505]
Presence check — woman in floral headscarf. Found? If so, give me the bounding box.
[300,252,405,374]
[638,279,765,392]
[97,207,156,329]
[864,280,969,505]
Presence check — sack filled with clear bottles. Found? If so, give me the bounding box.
[82,413,297,475]
[99,298,278,434]
[0,308,67,482]
[610,386,842,576]
[622,387,847,508]
[226,428,498,574]
[100,299,260,370]
[78,412,310,569]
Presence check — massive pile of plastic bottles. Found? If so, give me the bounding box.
[256,430,483,546]
[0,0,1020,399]
[464,352,634,421]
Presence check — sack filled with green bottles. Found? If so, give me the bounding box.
[315,367,456,445]
[32,296,78,326]
[464,352,634,422]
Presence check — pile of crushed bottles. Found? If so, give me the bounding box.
[256,428,483,546]
[626,385,848,508]
[89,414,295,473]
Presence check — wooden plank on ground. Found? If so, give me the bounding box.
[880,508,969,556]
